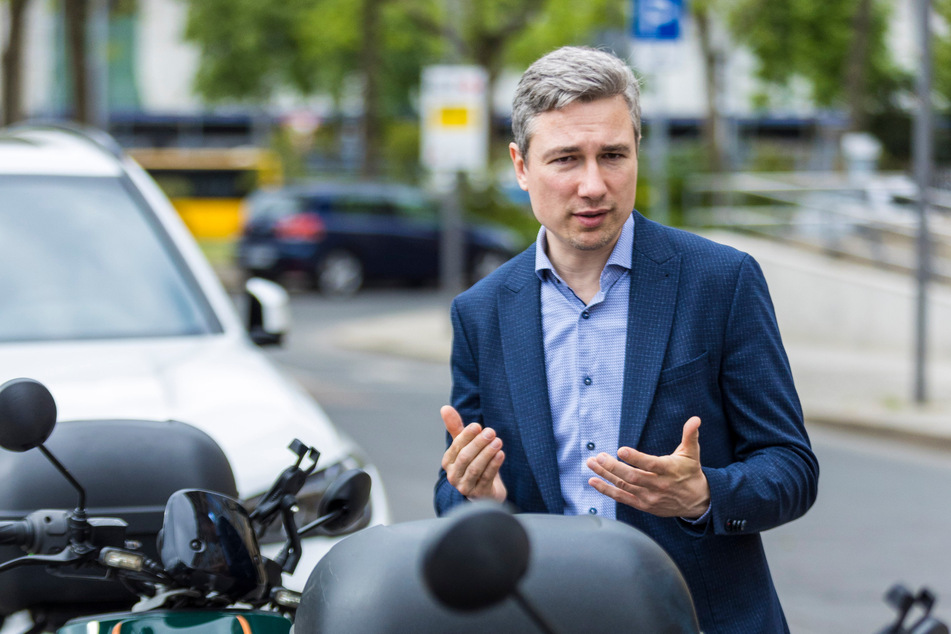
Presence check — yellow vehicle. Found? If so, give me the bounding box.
[127,147,282,239]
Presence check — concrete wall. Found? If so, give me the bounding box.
[703,231,951,359]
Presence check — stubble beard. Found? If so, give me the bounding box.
[565,204,622,252]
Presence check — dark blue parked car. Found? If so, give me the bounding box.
[237,182,522,295]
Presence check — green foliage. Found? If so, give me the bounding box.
[381,118,423,182]
[183,0,318,101]
[459,177,538,246]
[725,0,906,120]
[936,0,951,110]
[504,0,626,67]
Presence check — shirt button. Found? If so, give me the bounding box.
[581,310,590,319]
[588,508,598,515]
[586,442,595,450]
[583,377,592,386]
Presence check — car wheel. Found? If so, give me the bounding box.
[470,250,509,283]
[316,249,364,296]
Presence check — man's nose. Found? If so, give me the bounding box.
[577,161,608,200]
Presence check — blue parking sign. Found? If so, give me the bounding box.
[632,0,683,40]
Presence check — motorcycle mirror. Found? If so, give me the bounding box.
[421,502,530,612]
[310,469,371,535]
[0,378,57,452]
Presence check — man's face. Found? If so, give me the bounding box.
[510,95,638,264]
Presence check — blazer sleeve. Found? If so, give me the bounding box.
[433,299,480,515]
[701,254,819,536]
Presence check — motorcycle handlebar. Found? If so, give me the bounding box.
[0,511,71,554]
[0,520,32,548]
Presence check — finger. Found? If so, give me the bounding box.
[614,445,664,475]
[442,422,483,470]
[470,448,506,497]
[462,434,503,483]
[588,475,643,510]
[587,453,654,490]
[454,426,499,472]
[453,432,504,496]
[677,416,702,460]
[440,405,465,438]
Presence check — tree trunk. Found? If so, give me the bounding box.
[65,0,91,125]
[694,6,726,172]
[844,0,873,132]
[2,0,30,126]
[359,0,382,178]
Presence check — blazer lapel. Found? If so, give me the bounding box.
[618,213,682,451]
[498,247,564,514]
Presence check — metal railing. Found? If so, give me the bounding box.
[683,171,951,284]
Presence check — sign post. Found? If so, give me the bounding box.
[631,0,684,226]
[420,65,489,296]
[913,0,933,404]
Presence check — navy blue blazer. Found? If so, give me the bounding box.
[434,211,819,633]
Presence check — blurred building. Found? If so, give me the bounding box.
[0,0,922,153]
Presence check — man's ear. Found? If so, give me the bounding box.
[509,142,529,191]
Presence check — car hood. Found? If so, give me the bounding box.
[0,334,353,498]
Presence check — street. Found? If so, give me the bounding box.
[266,288,951,633]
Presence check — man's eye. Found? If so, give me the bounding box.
[552,156,574,164]
[603,153,625,160]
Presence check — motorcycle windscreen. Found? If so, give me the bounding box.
[160,489,267,602]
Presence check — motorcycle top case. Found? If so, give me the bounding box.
[0,418,237,620]
[297,513,700,633]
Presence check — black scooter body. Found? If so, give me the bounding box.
[0,418,237,621]
[297,512,700,633]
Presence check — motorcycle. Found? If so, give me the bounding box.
[878,585,949,634]
[0,377,371,634]
[2,377,944,634]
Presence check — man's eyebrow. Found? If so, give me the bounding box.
[601,143,633,154]
[539,143,633,161]
[539,146,581,161]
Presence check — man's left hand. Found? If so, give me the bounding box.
[586,416,710,519]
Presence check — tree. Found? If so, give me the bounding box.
[184,0,437,177]
[2,0,30,125]
[936,0,951,110]
[690,0,731,172]
[183,0,623,178]
[65,0,93,125]
[724,0,906,133]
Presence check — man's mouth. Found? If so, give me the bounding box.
[573,209,609,228]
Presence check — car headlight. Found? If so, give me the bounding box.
[246,454,372,545]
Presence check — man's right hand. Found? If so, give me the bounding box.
[440,405,507,502]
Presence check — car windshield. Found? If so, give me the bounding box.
[0,175,221,342]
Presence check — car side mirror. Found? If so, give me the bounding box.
[245,277,289,347]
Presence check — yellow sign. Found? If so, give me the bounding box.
[440,107,470,127]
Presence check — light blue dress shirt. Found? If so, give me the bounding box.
[534,214,634,519]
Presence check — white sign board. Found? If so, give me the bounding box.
[420,65,489,176]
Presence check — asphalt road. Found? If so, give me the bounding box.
[267,288,951,633]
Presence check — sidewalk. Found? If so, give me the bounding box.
[218,231,951,446]
[331,306,951,446]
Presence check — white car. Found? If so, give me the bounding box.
[0,124,391,592]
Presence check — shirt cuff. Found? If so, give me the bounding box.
[681,505,711,526]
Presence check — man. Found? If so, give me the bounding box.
[434,46,818,633]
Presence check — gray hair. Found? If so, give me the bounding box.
[511,46,642,160]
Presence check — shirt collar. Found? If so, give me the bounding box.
[534,212,635,281]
